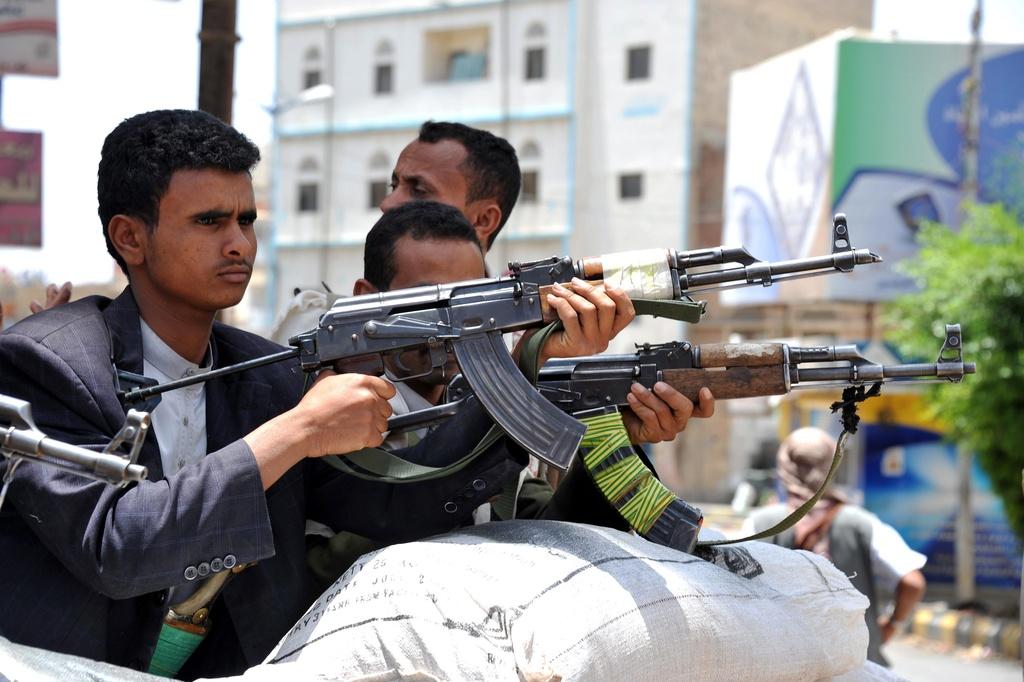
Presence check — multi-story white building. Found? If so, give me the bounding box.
[271,0,875,501]
[272,0,696,349]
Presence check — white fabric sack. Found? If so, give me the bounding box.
[270,289,330,345]
[229,521,868,682]
[830,660,908,682]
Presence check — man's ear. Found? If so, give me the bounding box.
[107,214,148,268]
[353,278,379,296]
[468,201,502,252]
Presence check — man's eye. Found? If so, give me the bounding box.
[197,217,217,226]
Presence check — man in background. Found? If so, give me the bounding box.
[744,427,927,666]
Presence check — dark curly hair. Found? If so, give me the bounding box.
[97,109,261,274]
[364,200,481,291]
[417,121,520,248]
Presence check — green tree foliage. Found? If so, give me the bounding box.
[886,203,1024,541]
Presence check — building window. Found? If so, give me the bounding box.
[375,63,393,94]
[368,180,389,209]
[303,69,322,90]
[303,45,323,91]
[626,45,651,81]
[520,170,540,204]
[524,47,545,81]
[424,26,490,82]
[298,183,319,212]
[448,51,486,80]
[619,173,643,200]
[368,150,391,171]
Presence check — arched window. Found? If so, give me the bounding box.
[523,22,546,81]
[519,140,541,161]
[303,45,323,90]
[367,150,392,209]
[368,151,391,171]
[374,39,395,95]
[297,156,321,213]
[518,140,541,204]
[526,22,546,40]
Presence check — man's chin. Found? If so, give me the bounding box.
[210,289,248,312]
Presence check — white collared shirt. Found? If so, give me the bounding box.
[139,319,211,477]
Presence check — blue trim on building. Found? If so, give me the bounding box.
[278,107,572,139]
[500,230,570,242]
[622,103,661,118]
[278,0,505,29]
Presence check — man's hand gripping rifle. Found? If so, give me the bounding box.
[122,215,880,471]
[0,394,149,510]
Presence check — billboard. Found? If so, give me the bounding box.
[723,34,1024,304]
[0,130,42,246]
[861,424,1021,590]
[0,0,59,77]
[830,40,1024,301]
[721,32,841,305]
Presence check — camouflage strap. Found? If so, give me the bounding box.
[578,411,703,553]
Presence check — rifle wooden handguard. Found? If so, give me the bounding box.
[660,366,788,403]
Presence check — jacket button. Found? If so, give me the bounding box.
[210,557,224,573]
[223,554,237,570]
[183,566,198,581]
[197,561,211,577]
[443,501,458,513]
[472,478,486,491]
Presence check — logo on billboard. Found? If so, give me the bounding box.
[767,63,826,259]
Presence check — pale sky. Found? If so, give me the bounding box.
[1,0,1021,285]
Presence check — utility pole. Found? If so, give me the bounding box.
[961,0,982,205]
[198,0,239,123]
[955,0,982,606]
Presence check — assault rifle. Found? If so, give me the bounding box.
[122,215,880,470]
[0,394,150,510]
[388,324,975,432]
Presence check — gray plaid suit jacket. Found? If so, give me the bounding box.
[0,288,523,677]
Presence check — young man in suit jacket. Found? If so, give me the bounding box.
[0,110,633,678]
